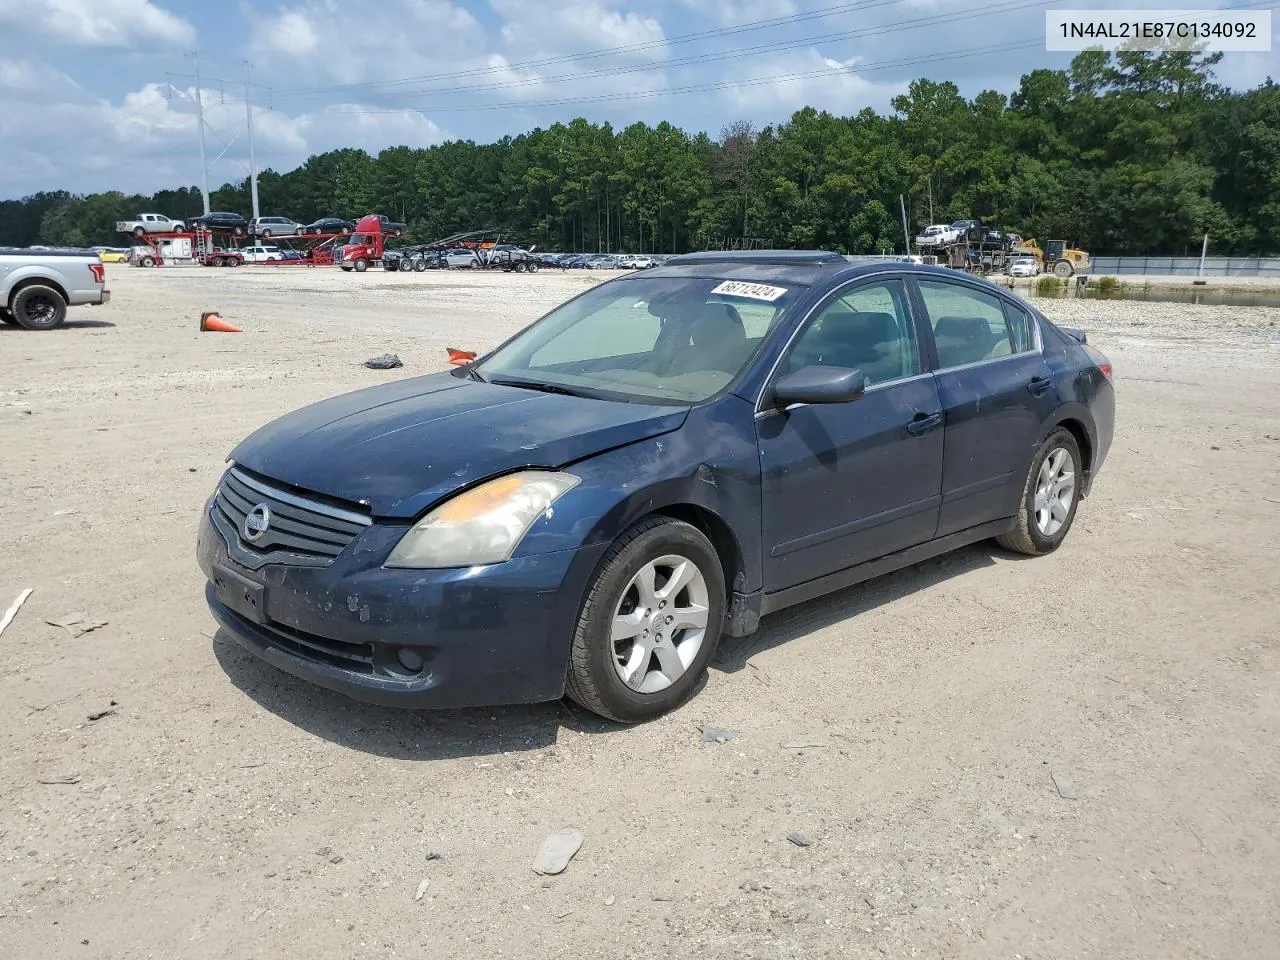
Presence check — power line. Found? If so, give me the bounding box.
[324,38,1044,116]
[281,0,1052,106]
[274,0,917,96]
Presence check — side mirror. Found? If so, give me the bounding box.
[770,366,866,408]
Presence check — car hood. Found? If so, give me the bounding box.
[229,371,689,519]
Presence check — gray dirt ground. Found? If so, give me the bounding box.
[2,265,1278,959]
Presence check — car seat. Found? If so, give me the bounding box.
[932,315,1002,367]
[792,309,905,384]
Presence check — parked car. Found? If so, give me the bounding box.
[192,212,249,236]
[250,217,302,238]
[241,245,283,263]
[97,248,129,263]
[366,215,406,238]
[304,217,354,235]
[115,213,186,238]
[914,224,960,247]
[439,248,481,268]
[1008,257,1040,277]
[197,251,1114,723]
[1,247,110,330]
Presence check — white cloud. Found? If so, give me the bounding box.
[0,0,195,48]
[492,0,667,62]
[712,47,906,118]
[0,60,445,198]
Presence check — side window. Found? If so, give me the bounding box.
[1001,301,1035,353]
[786,279,919,387]
[918,280,1029,368]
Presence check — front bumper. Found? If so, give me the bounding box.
[198,503,606,708]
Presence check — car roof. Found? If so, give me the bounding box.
[642,250,1014,290]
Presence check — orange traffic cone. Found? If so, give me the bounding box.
[200,311,241,333]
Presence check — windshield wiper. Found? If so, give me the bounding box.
[486,375,593,398]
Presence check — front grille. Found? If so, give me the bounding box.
[214,466,371,567]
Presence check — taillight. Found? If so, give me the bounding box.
[1084,344,1112,379]
[88,263,105,283]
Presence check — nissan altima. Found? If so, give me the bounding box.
[198,251,1114,723]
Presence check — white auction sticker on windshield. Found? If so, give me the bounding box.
[710,280,788,302]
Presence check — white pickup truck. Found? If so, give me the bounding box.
[0,249,111,330]
[115,213,187,238]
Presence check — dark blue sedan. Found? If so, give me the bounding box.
[198,251,1114,723]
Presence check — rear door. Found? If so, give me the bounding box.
[757,276,944,592]
[910,277,1057,537]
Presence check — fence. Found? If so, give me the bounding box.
[1088,256,1280,277]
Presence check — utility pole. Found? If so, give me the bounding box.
[900,194,911,255]
[1198,232,1209,277]
[243,61,260,221]
[190,52,211,215]
[927,174,934,224]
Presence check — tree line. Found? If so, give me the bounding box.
[2,49,1276,256]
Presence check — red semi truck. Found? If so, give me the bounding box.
[334,215,406,272]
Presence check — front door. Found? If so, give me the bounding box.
[912,278,1058,536]
[757,278,945,593]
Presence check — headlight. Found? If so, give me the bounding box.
[384,470,580,569]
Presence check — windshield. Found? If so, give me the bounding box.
[472,275,800,404]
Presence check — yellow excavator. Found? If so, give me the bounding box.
[1015,238,1092,278]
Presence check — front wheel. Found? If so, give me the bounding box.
[353,258,368,273]
[565,517,725,723]
[1053,259,1074,278]
[11,284,68,330]
[997,427,1083,555]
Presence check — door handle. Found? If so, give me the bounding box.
[1027,375,1053,397]
[906,411,943,436]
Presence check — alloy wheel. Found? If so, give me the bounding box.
[1034,448,1075,536]
[610,554,710,694]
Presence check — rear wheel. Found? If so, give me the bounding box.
[528,263,539,274]
[565,517,724,723]
[1053,259,1074,278]
[132,226,146,239]
[997,427,1082,556]
[514,261,527,273]
[399,258,412,272]
[413,258,427,272]
[11,284,68,330]
[261,230,272,239]
[469,259,479,269]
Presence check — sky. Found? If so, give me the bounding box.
[0,0,1275,200]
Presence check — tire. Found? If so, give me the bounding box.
[399,258,412,272]
[139,256,156,268]
[565,517,725,723]
[354,258,368,273]
[1053,259,1073,278]
[528,263,539,273]
[997,427,1083,556]
[11,284,68,330]
[173,223,185,232]
[133,227,146,239]
[469,259,479,269]
[233,226,245,237]
[227,257,240,267]
[514,261,527,273]
[341,265,352,272]
[413,258,427,272]
[261,230,272,239]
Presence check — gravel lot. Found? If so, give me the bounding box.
[2,265,1279,959]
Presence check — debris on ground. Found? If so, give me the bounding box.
[532,827,584,875]
[1051,771,1078,800]
[0,588,33,639]
[787,832,813,847]
[604,895,616,906]
[741,879,761,892]
[425,852,442,862]
[698,724,740,743]
[781,739,828,750]
[45,612,108,638]
[38,775,81,785]
[364,353,403,370]
[414,878,431,901]
[86,707,116,722]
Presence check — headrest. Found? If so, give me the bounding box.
[934,315,990,342]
